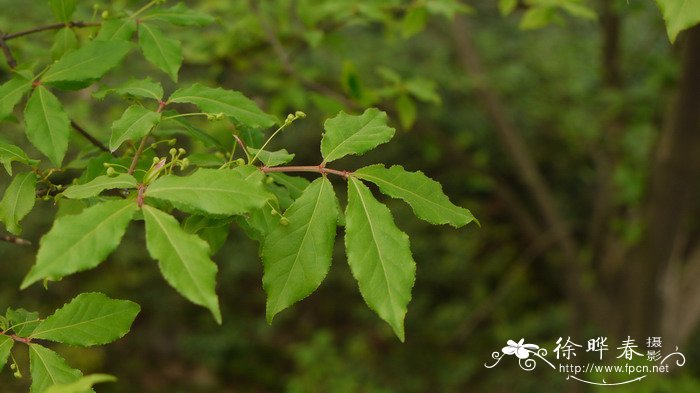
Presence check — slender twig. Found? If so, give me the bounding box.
[261,165,350,179]
[0,33,17,68]
[3,21,100,41]
[0,235,31,246]
[71,120,112,154]
[129,101,166,175]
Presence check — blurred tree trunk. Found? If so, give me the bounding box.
[628,24,700,344]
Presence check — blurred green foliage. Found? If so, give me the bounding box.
[1,0,699,392]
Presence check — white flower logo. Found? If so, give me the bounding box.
[502,338,539,359]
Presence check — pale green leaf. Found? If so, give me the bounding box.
[142,205,221,323]
[345,177,416,341]
[499,0,517,15]
[30,292,140,346]
[0,139,38,175]
[0,172,37,235]
[656,0,700,42]
[166,117,225,149]
[402,6,428,38]
[43,374,116,393]
[168,83,276,129]
[146,167,270,216]
[42,41,132,88]
[138,23,182,82]
[109,105,161,151]
[62,174,137,199]
[29,344,82,393]
[321,108,395,163]
[143,3,216,26]
[49,0,76,22]
[21,199,137,289]
[0,77,32,119]
[0,335,13,372]
[51,27,78,60]
[262,177,338,322]
[24,86,70,166]
[94,77,163,101]
[95,18,137,42]
[395,94,416,129]
[519,6,555,30]
[354,165,475,227]
[247,147,295,167]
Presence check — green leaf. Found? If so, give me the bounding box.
[183,215,231,256]
[0,140,38,175]
[146,167,270,216]
[262,177,338,322]
[62,174,137,199]
[321,108,395,163]
[345,177,416,341]
[519,6,555,30]
[499,0,517,15]
[6,308,40,337]
[49,0,76,22]
[0,76,32,119]
[138,23,182,82]
[354,165,475,227]
[395,94,416,129]
[93,78,164,101]
[247,147,295,167]
[268,173,310,199]
[656,0,700,42]
[42,40,132,88]
[95,18,137,42]
[402,6,428,38]
[29,344,82,393]
[21,199,137,289]
[168,83,276,129]
[142,205,221,323]
[30,292,140,346]
[24,86,70,166]
[44,374,116,393]
[110,105,161,152]
[143,3,216,26]
[0,172,37,235]
[0,335,12,372]
[51,27,78,60]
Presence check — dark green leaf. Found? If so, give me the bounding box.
[49,0,76,22]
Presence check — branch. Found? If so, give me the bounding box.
[129,101,166,175]
[0,33,17,68]
[71,120,112,154]
[3,21,100,41]
[261,165,351,179]
[1,234,31,246]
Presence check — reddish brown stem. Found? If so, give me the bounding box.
[261,165,351,179]
[128,101,166,175]
[3,21,100,40]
